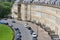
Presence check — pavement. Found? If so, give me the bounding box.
[2,19,52,40]
[28,22,52,40]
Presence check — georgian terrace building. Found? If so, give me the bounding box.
[12,0,60,38]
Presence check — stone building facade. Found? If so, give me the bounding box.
[12,0,60,38]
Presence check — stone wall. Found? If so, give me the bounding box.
[11,4,18,19]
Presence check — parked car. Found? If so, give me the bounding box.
[15,28,21,40]
[14,28,21,34]
[24,23,29,28]
[52,38,60,40]
[14,28,19,30]
[0,20,8,25]
[27,27,32,30]
[3,18,7,20]
[12,20,16,23]
[9,24,13,27]
[4,23,9,25]
[8,15,13,19]
[30,30,34,34]
[33,37,37,40]
[51,34,59,39]
[16,38,21,40]
[16,33,21,38]
[32,32,37,38]
[16,30,21,34]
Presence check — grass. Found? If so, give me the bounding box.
[0,24,14,40]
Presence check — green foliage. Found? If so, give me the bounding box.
[0,0,15,3]
[0,0,15,18]
[2,2,12,7]
[0,3,11,18]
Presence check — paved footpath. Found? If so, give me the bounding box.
[28,22,52,40]
[6,19,52,40]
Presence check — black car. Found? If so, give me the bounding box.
[33,37,37,40]
[15,28,22,40]
[27,27,32,30]
[14,28,21,34]
[9,24,13,27]
[12,20,16,23]
[30,30,34,34]
[16,38,21,40]
[16,33,22,38]
[0,21,9,25]
[15,28,19,31]
[4,23,9,25]
[3,18,7,20]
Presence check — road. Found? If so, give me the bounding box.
[6,19,33,40]
[1,19,52,40]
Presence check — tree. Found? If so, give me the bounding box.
[0,0,15,18]
[2,2,12,7]
[0,0,15,3]
[0,3,11,18]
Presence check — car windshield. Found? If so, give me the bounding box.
[33,34,36,35]
[33,33,36,35]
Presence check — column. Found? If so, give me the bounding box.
[25,4,28,21]
[18,3,22,20]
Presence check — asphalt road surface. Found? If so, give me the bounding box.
[6,19,33,40]
[1,19,51,40]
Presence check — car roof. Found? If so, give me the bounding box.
[0,20,7,23]
[32,32,36,34]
